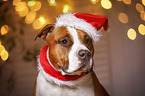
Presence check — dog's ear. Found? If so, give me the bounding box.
[34,24,54,41]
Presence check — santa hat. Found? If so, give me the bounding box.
[55,13,108,42]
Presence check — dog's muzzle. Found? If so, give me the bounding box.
[62,49,93,75]
[78,49,93,74]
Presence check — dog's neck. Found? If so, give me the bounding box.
[38,45,85,81]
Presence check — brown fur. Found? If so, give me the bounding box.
[92,71,109,96]
[35,26,94,71]
[34,24,109,96]
[77,29,94,56]
[47,26,73,69]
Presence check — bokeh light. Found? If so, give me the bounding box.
[1,50,9,61]
[15,2,27,12]
[48,0,56,6]
[27,1,36,7]
[30,1,41,11]
[0,40,1,45]
[33,19,43,29]
[63,5,69,13]
[33,17,46,29]
[1,25,9,35]
[140,11,145,21]
[13,0,21,6]
[127,28,137,40]
[136,3,144,13]
[101,0,112,9]
[142,0,145,6]
[90,0,99,4]
[0,45,5,55]
[18,7,29,17]
[138,24,145,35]
[39,16,46,24]
[25,11,36,24]
[118,13,128,24]
[123,0,131,5]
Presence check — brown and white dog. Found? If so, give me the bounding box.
[34,13,109,96]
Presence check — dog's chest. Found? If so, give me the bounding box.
[36,72,95,96]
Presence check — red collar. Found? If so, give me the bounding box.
[39,45,85,81]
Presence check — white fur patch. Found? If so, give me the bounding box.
[66,26,92,74]
[37,48,92,87]
[36,71,94,96]
[54,13,101,43]
[36,47,95,96]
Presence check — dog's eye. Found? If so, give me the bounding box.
[62,39,67,44]
[85,38,91,43]
[58,38,72,47]
[84,35,92,44]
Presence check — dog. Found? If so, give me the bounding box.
[34,13,109,96]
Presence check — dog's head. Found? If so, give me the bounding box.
[35,13,108,76]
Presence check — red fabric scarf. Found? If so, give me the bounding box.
[39,45,85,81]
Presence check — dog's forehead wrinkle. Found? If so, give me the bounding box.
[53,27,72,41]
[60,34,71,39]
[66,27,81,44]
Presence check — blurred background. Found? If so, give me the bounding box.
[0,0,145,96]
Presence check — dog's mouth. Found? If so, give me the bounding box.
[61,61,93,76]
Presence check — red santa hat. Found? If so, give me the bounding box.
[55,13,108,42]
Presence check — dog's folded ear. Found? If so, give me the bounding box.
[34,24,54,41]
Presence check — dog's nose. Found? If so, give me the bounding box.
[78,50,91,61]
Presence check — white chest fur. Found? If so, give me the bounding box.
[36,71,95,96]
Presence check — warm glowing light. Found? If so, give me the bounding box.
[101,0,112,9]
[15,2,27,12]
[0,41,1,45]
[63,5,69,13]
[48,0,56,6]
[27,1,36,7]
[33,18,43,29]
[136,3,144,13]
[138,24,145,35]
[13,0,21,6]
[127,28,137,40]
[30,1,41,11]
[91,0,99,4]
[140,11,145,21]
[18,7,29,17]
[1,25,9,35]
[33,17,46,29]
[39,17,46,24]
[0,45,5,55]
[142,0,145,6]
[1,50,9,61]
[123,0,131,4]
[25,11,36,24]
[118,13,128,24]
